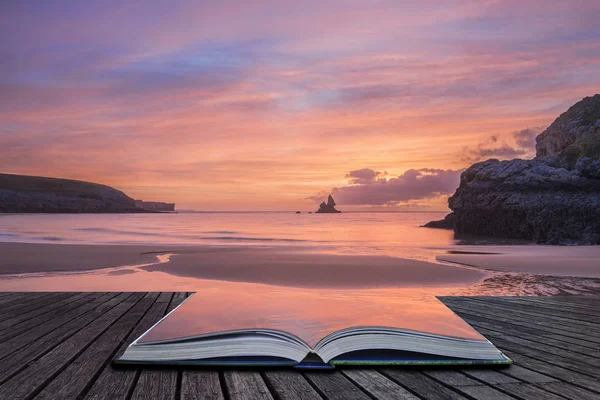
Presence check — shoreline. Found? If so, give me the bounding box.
[0,241,598,296]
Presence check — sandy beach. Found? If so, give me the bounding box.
[0,241,599,295]
[0,242,486,289]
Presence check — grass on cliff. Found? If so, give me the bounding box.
[559,133,600,166]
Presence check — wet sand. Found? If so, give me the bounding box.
[436,245,600,278]
[0,242,486,289]
[1,242,599,295]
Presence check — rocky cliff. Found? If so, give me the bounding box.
[0,173,146,213]
[428,94,600,244]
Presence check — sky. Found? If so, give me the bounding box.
[1,1,600,211]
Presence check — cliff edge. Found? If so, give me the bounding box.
[427,94,600,244]
[0,173,146,213]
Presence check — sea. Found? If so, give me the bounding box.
[0,211,459,262]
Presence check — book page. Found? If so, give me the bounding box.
[139,279,485,348]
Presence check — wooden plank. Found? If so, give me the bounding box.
[35,293,157,399]
[0,293,121,381]
[304,371,372,400]
[0,292,91,330]
[452,385,517,400]
[130,369,178,400]
[451,297,600,332]
[458,369,521,385]
[0,292,143,399]
[537,381,600,400]
[223,371,274,400]
[0,292,72,320]
[0,292,51,307]
[464,366,551,385]
[452,312,600,357]
[84,295,170,400]
[497,383,571,400]
[508,296,600,314]
[130,293,183,399]
[473,325,600,371]
[423,370,482,387]
[467,296,600,324]
[0,292,113,343]
[263,371,322,400]
[157,292,173,303]
[181,371,224,400]
[342,369,419,400]
[498,349,600,394]
[380,369,469,400]
[442,299,600,344]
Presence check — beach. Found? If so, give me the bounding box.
[1,241,599,296]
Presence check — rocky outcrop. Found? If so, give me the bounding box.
[426,94,600,244]
[536,95,600,156]
[0,173,147,213]
[316,194,341,213]
[135,200,175,212]
[422,212,455,229]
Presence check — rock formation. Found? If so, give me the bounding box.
[426,94,600,244]
[422,212,455,229]
[0,173,149,213]
[135,200,176,212]
[316,194,341,213]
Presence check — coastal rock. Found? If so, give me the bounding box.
[434,94,600,244]
[422,212,455,229]
[536,94,600,156]
[316,194,341,213]
[0,173,147,213]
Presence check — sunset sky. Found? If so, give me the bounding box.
[2,1,600,210]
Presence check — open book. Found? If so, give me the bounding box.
[117,284,511,368]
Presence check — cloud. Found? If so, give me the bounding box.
[345,168,387,184]
[462,127,544,163]
[311,168,464,206]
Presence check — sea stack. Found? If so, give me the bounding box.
[316,194,341,213]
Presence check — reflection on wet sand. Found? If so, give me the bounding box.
[139,282,485,347]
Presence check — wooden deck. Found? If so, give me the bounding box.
[0,293,598,399]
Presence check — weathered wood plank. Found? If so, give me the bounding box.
[0,292,122,383]
[0,292,143,399]
[130,293,185,398]
[473,325,600,371]
[304,371,372,400]
[223,371,274,400]
[498,348,600,394]
[496,383,570,400]
[452,385,517,400]
[380,369,469,400]
[0,292,90,330]
[537,381,600,400]
[467,296,600,324]
[84,294,168,400]
[181,371,224,400]
[452,312,600,357]
[503,296,600,314]
[130,369,178,400]
[462,366,545,385]
[0,292,72,320]
[0,292,114,343]
[0,292,105,360]
[343,369,419,400]
[35,293,157,399]
[447,297,600,333]
[263,371,322,400]
[441,299,600,344]
[0,292,53,307]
